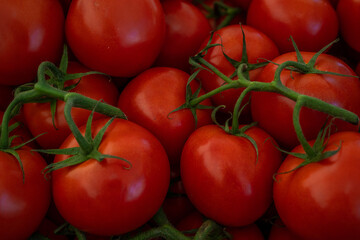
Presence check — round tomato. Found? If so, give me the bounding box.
[250,52,360,150]
[247,0,338,53]
[0,148,51,240]
[23,61,119,149]
[52,118,170,236]
[273,131,360,240]
[65,0,165,77]
[181,124,282,227]
[0,0,64,86]
[117,67,212,166]
[337,0,360,53]
[154,0,211,72]
[195,24,279,115]
[268,219,302,240]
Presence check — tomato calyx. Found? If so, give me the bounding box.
[274,118,342,179]
[39,109,131,177]
[193,0,242,30]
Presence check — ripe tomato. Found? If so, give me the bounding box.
[181,124,282,227]
[247,0,338,53]
[52,118,170,236]
[154,0,211,72]
[0,147,51,240]
[65,0,165,77]
[0,0,64,86]
[117,67,212,166]
[337,0,360,53]
[195,24,279,115]
[23,61,119,149]
[251,52,360,149]
[273,131,360,240]
[268,219,303,240]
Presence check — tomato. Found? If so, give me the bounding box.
[117,67,212,166]
[246,0,338,53]
[23,61,119,149]
[65,0,165,77]
[273,131,360,240]
[250,52,360,150]
[0,147,51,240]
[154,0,211,72]
[162,180,195,225]
[337,0,360,53]
[268,219,303,240]
[0,0,64,86]
[195,24,279,115]
[180,124,282,227]
[224,224,264,240]
[52,118,170,236]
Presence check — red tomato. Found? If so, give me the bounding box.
[224,224,264,240]
[154,0,211,72]
[52,118,170,236]
[117,67,212,166]
[247,0,339,53]
[162,180,195,225]
[23,61,119,149]
[250,52,360,149]
[181,124,282,227]
[273,131,360,240]
[195,24,279,115]
[0,0,64,86]
[176,211,204,236]
[337,0,360,53]
[268,219,303,240]
[0,147,51,240]
[65,0,165,77]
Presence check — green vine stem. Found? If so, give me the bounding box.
[0,61,126,150]
[188,57,359,128]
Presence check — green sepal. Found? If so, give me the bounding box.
[3,148,25,183]
[50,100,58,130]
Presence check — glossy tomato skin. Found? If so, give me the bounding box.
[117,67,213,166]
[251,52,360,150]
[154,0,211,72]
[337,0,360,53]
[181,124,282,227]
[0,0,64,86]
[196,24,279,114]
[247,0,338,53]
[0,148,51,240]
[52,118,170,236]
[23,61,119,149]
[66,0,165,77]
[273,131,360,240]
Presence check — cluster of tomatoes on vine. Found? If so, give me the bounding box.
[1,0,360,240]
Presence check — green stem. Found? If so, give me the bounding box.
[231,85,254,132]
[63,97,93,154]
[293,98,316,157]
[0,89,42,148]
[197,58,234,84]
